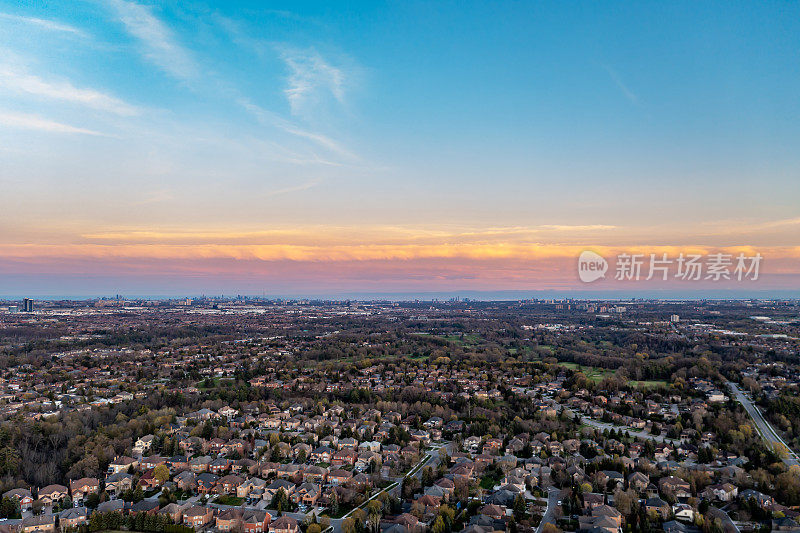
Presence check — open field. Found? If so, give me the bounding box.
[441,333,482,345]
[558,362,668,389]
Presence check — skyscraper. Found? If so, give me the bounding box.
[23,298,34,313]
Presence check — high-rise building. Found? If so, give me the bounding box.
[23,298,34,312]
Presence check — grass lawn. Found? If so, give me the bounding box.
[195,377,222,390]
[330,502,357,519]
[213,495,244,506]
[558,362,668,389]
[558,362,615,382]
[442,333,482,346]
[480,474,499,490]
[628,379,669,389]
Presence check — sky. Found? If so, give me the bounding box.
[0,1,799,299]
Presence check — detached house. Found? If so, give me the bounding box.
[59,507,89,530]
[659,476,692,499]
[20,514,56,533]
[703,483,738,502]
[217,475,245,495]
[105,472,134,497]
[108,456,138,474]
[37,484,68,506]
[216,502,268,529]
[3,488,33,511]
[69,478,99,503]
[183,506,214,528]
[269,516,299,533]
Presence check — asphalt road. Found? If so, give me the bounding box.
[728,381,800,467]
[562,406,677,444]
[535,487,561,533]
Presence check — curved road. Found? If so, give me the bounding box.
[535,487,561,533]
[562,407,677,444]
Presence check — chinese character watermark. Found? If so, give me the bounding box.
[578,251,762,283]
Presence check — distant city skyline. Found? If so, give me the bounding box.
[1,1,798,296]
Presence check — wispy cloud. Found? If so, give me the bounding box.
[539,224,617,231]
[603,65,639,105]
[279,46,346,116]
[753,216,800,230]
[0,65,140,116]
[0,12,87,37]
[278,123,356,160]
[108,0,198,81]
[0,110,104,136]
[237,97,357,161]
[264,179,322,198]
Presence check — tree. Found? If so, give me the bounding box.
[613,489,636,517]
[513,494,527,521]
[438,505,455,531]
[86,492,101,509]
[329,490,339,516]
[307,524,322,533]
[31,499,44,515]
[59,496,73,512]
[270,488,290,512]
[342,517,357,533]
[319,515,331,530]
[402,477,420,500]
[0,497,20,519]
[542,523,562,533]
[699,499,710,514]
[154,464,170,484]
[431,516,446,533]
[367,500,382,518]
[421,466,435,488]
[366,499,382,532]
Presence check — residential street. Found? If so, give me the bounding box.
[535,487,561,533]
[562,406,678,444]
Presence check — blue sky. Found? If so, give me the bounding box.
[0,1,798,296]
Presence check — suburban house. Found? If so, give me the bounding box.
[183,506,214,528]
[20,515,56,533]
[37,484,68,506]
[59,507,89,530]
[3,488,34,511]
[69,478,99,503]
[269,516,299,533]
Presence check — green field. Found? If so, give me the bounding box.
[558,362,668,389]
[627,380,669,389]
[441,333,482,346]
[558,362,615,382]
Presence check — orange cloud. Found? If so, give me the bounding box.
[2,224,799,293]
[1,242,798,263]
